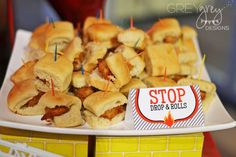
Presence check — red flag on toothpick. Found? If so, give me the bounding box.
[130,16,134,29]
[51,79,55,96]
[163,67,167,82]
[99,9,103,20]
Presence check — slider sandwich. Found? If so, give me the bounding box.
[83,16,111,42]
[115,45,145,77]
[7,79,45,115]
[120,78,147,96]
[64,37,83,63]
[144,43,180,76]
[72,71,96,101]
[177,78,216,112]
[117,28,148,50]
[63,37,85,71]
[148,18,181,44]
[45,21,74,52]
[83,42,108,72]
[181,26,197,40]
[143,76,176,88]
[178,39,198,63]
[34,54,73,92]
[40,91,84,127]
[11,60,37,84]
[83,91,127,129]
[86,23,122,48]
[88,52,131,91]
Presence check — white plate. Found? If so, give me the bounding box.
[0,30,235,136]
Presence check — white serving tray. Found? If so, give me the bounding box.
[0,30,235,136]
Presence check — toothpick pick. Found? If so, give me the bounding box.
[134,38,140,48]
[163,67,167,82]
[81,65,84,75]
[49,17,55,28]
[99,9,103,21]
[51,79,55,96]
[130,16,134,29]
[198,54,206,80]
[54,44,57,62]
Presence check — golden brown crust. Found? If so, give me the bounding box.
[143,77,176,87]
[7,79,39,113]
[11,60,37,84]
[83,91,127,117]
[144,44,180,76]
[63,37,83,62]
[105,53,131,88]
[149,18,181,43]
[181,26,197,39]
[34,54,73,92]
[87,23,121,42]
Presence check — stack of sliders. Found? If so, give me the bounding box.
[7,17,216,129]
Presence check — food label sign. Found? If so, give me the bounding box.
[129,85,204,130]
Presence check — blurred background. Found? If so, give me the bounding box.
[0,0,235,156]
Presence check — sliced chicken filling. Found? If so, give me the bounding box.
[163,35,179,44]
[41,106,69,121]
[21,92,44,109]
[200,91,206,100]
[97,59,115,81]
[73,86,95,101]
[100,105,125,120]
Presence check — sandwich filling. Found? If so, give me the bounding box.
[21,92,44,109]
[200,91,206,100]
[163,35,179,44]
[41,105,70,121]
[97,59,115,81]
[100,105,125,120]
[73,53,85,71]
[73,86,95,101]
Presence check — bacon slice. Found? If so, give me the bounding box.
[41,106,69,121]
[97,59,112,80]
[21,92,44,108]
[200,91,206,100]
[73,86,95,101]
[164,36,179,44]
[100,105,125,120]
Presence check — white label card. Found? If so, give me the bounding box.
[129,85,204,130]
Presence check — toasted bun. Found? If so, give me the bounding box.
[143,77,176,87]
[177,78,216,93]
[83,17,111,37]
[83,42,107,72]
[11,60,36,84]
[87,23,121,42]
[39,91,83,127]
[181,26,197,39]
[83,110,125,129]
[88,69,118,92]
[28,23,49,50]
[83,91,127,117]
[7,79,45,115]
[136,70,149,80]
[64,37,83,62]
[45,21,74,52]
[115,45,145,77]
[34,54,73,92]
[149,18,181,42]
[144,44,180,76]
[120,78,147,96]
[72,71,89,88]
[178,39,198,63]
[179,63,197,75]
[117,28,148,49]
[105,53,131,88]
